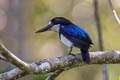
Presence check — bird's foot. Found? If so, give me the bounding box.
[68,53,75,56]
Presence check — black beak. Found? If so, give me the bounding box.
[35,24,53,33]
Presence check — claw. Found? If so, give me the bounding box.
[68,53,75,56]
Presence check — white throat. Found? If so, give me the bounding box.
[51,24,60,32]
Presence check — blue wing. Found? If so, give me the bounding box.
[59,24,93,50]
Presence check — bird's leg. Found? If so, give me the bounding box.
[68,47,73,55]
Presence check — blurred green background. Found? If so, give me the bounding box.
[0,0,120,80]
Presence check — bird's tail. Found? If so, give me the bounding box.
[80,49,90,64]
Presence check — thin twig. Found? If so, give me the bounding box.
[93,0,104,51]
[0,55,9,62]
[46,70,64,80]
[108,0,120,25]
[102,64,109,80]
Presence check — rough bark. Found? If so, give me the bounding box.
[0,43,120,80]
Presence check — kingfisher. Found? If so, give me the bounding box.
[35,17,93,64]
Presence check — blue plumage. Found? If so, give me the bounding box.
[61,24,88,38]
[59,24,92,49]
[36,17,93,64]
[60,24,91,41]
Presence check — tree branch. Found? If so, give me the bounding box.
[0,43,36,72]
[0,51,120,80]
[0,43,120,80]
[108,0,120,25]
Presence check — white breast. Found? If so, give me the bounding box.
[60,34,73,48]
[51,24,60,32]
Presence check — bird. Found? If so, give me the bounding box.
[35,17,93,64]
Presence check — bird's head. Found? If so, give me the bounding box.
[35,17,72,33]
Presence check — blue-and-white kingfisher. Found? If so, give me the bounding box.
[35,17,93,64]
